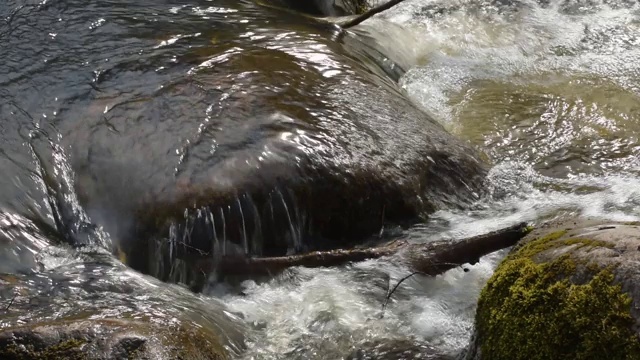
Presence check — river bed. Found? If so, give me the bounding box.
[1,0,640,358]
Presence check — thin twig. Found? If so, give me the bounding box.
[380,261,469,318]
[179,241,210,256]
[5,294,17,311]
[381,271,426,316]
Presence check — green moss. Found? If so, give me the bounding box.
[476,232,640,360]
[563,237,615,249]
[509,230,613,263]
[510,229,567,258]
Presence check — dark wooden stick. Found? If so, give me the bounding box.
[402,222,531,275]
[197,239,406,276]
[339,0,409,29]
[195,222,531,277]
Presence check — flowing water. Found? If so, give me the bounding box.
[2,0,640,358]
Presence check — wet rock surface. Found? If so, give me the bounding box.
[346,339,454,360]
[0,319,228,360]
[53,0,488,280]
[463,219,640,360]
[0,220,246,360]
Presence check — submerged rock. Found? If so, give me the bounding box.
[0,222,246,360]
[463,219,640,360]
[346,339,454,360]
[0,318,227,360]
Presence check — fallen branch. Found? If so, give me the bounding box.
[338,0,409,29]
[195,222,532,277]
[401,222,531,275]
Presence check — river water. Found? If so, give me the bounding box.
[2,0,640,358]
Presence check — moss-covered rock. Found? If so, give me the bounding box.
[464,219,640,360]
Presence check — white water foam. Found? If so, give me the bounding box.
[215,1,640,357]
[376,0,640,126]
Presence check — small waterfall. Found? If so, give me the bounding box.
[276,188,302,253]
[287,188,304,251]
[28,134,112,250]
[207,207,221,258]
[245,193,263,255]
[144,185,316,282]
[237,197,248,254]
[169,222,178,268]
[182,208,192,247]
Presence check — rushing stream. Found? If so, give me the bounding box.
[2,0,640,358]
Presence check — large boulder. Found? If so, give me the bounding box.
[62,0,486,281]
[463,219,640,360]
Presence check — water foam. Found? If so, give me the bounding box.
[215,1,640,357]
[376,0,640,126]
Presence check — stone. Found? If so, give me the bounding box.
[64,1,487,282]
[0,246,246,360]
[346,339,454,360]
[0,319,227,360]
[463,219,640,360]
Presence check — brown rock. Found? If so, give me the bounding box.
[0,318,228,360]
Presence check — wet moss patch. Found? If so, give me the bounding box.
[475,232,640,360]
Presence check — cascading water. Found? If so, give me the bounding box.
[207,0,640,358]
[1,0,640,358]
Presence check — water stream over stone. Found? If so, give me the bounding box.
[216,0,640,358]
[1,0,640,358]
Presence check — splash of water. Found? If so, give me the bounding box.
[28,133,112,250]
